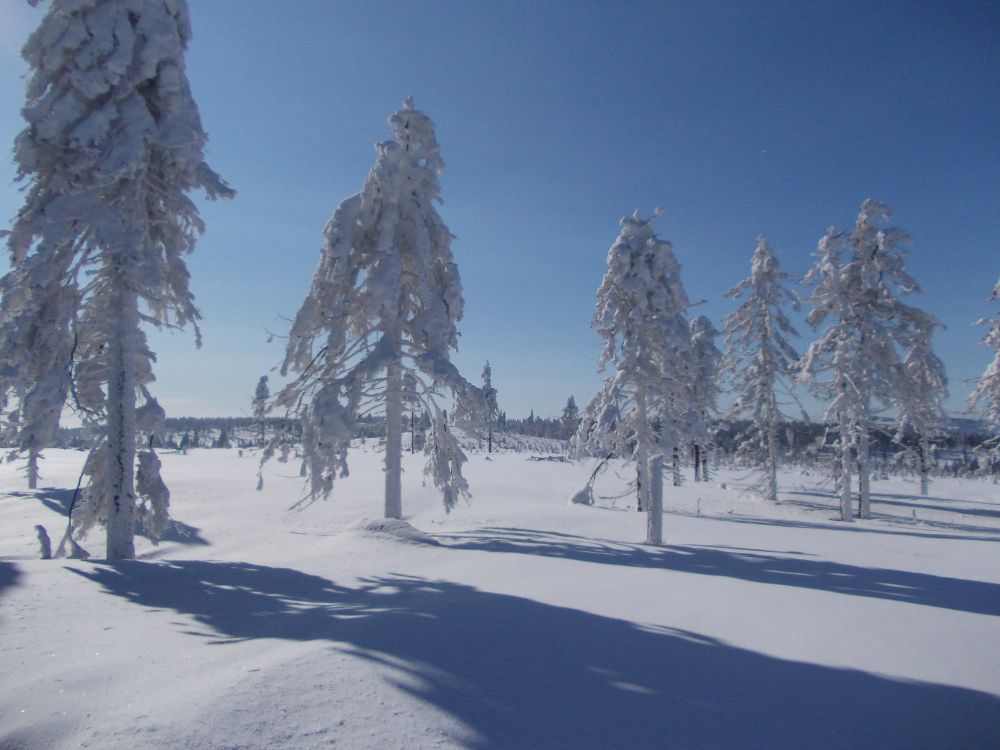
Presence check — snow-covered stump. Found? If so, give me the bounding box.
[26,450,39,490]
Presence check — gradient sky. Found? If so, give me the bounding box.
[1,0,998,421]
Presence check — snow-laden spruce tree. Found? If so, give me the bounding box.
[252,375,269,447]
[721,235,800,502]
[481,361,499,453]
[572,209,701,544]
[560,395,580,439]
[270,99,480,518]
[800,200,941,520]
[0,0,232,559]
[688,315,721,482]
[896,335,947,494]
[969,278,1000,443]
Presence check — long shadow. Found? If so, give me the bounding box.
[72,561,1000,750]
[435,528,1000,617]
[4,489,209,546]
[0,561,21,598]
[705,509,1000,544]
[777,490,1000,540]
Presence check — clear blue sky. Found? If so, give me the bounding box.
[1,0,998,421]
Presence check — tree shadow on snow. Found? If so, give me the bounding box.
[71,561,999,750]
[4,488,209,547]
[0,561,21,599]
[773,490,1000,541]
[435,528,1000,617]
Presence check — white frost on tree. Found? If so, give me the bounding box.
[721,235,800,502]
[800,200,942,520]
[688,315,721,483]
[481,361,499,453]
[268,99,480,518]
[572,209,701,544]
[0,0,232,559]
[969,278,1000,445]
[252,375,269,447]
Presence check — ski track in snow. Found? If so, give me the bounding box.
[1,447,999,749]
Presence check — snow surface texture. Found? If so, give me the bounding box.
[1,447,999,749]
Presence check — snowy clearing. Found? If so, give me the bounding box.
[1,447,999,749]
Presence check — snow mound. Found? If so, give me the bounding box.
[345,518,438,546]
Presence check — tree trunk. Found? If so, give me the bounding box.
[672,447,682,487]
[858,427,871,519]
[693,444,701,482]
[919,434,929,496]
[27,450,39,490]
[838,413,853,522]
[701,446,710,482]
[635,386,650,515]
[766,420,779,503]
[106,280,139,560]
[488,422,493,454]
[647,453,663,545]
[384,358,403,519]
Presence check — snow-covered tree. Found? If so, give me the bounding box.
[896,335,948,494]
[800,200,941,520]
[969,278,1000,441]
[0,0,232,559]
[572,209,701,544]
[721,235,800,502]
[688,315,721,482]
[269,99,480,518]
[252,375,269,447]
[560,395,580,439]
[481,361,499,453]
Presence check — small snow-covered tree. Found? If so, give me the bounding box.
[801,200,941,520]
[481,361,499,453]
[252,375,269,447]
[270,99,480,518]
[969,278,1000,442]
[560,395,580,439]
[721,235,800,502]
[688,315,721,482]
[572,209,701,544]
[896,335,947,494]
[0,0,232,559]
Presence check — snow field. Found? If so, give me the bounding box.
[1,447,999,749]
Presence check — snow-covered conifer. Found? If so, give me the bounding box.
[969,279,1000,437]
[271,100,480,518]
[0,0,232,558]
[721,236,800,502]
[572,209,701,544]
[688,315,721,482]
[800,201,942,519]
[560,395,580,439]
[481,361,499,453]
[252,376,269,447]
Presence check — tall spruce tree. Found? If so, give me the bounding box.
[969,278,1000,443]
[801,201,941,520]
[688,315,721,482]
[270,100,480,517]
[572,210,701,544]
[252,375,269,447]
[0,0,232,559]
[481,361,499,453]
[721,236,800,502]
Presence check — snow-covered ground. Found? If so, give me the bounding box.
[1,447,998,749]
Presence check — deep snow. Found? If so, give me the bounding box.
[1,446,999,749]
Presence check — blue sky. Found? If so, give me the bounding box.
[1,0,998,421]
